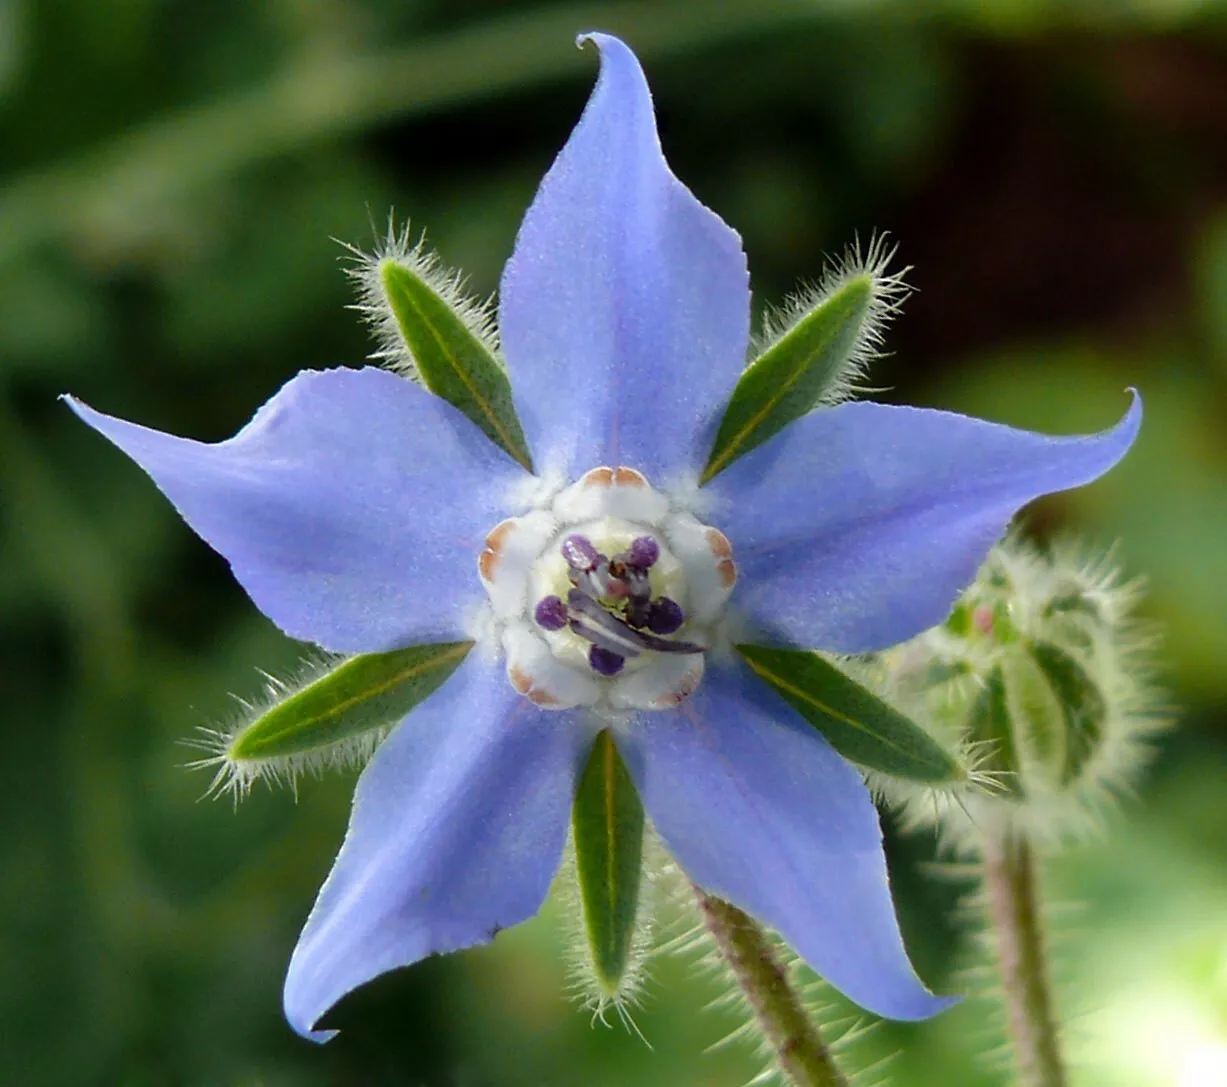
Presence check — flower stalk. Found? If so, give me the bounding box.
[981,835,1068,1087]
[694,888,851,1087]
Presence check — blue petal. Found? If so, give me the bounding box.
[617,662,953,1021]
[499,33,749,482]
[709,394,1141,653]
[283,652,595,1041]
[66,367,525,653]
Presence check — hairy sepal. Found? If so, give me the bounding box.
[347,223,533,471]
[194,642,472,798]
[736,643,964,784]
[571,729,647,1003]
[1030,641,1106,786]
[701,234,908,483]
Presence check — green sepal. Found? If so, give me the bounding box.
[379,259,533,471]
[1001,645,1068,785]
[736,644,962,783]
[701,274,873,483]
[572,729,645,996]
[1029,641,1106,784]
[1043,590,1101,622]
[966,665,1023,795]
[229,641,473,762]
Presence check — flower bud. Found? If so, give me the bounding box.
[871,535,1166,848]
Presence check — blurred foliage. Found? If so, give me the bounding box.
[4,1,1227,1085]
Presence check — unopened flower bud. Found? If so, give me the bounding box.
[870,534,1166,848]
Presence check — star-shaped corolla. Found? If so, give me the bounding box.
[66,33,1139,1041]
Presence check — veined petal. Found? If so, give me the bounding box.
[499,33,750,481]
[67,367,525,654]
[617,663,952,1021]
[709,395,1141,653]
[283,652,596,1041]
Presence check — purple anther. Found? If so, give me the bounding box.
[561,534,600,572]
[588,646,626,676]
[627,536,660,569]
[534,595,568,631]
[647,597,685,635]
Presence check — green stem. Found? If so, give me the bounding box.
[982,836,1068,1087]
[694,889,850,1087]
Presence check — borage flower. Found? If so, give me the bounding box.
[67,34,1139,1041]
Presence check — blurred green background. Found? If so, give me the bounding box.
[4,1,1227,1084]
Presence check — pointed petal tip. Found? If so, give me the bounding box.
[286,1007,338,1045]
[620,666,959,1023]
[574,30,631,55]
[61,368,523,654]
[1077,385,1142,480]
[62,392,100,424]
[1120,386,1143,439]
[62,392,154,449]
[501,26,748,478]
[881,987,961,1023]
[276,658,588,1048]
[572,32,653,121]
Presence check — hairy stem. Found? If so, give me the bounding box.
[982,836,1068,1087]
[694,889,850,1087]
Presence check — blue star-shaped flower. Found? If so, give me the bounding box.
[67,34,1139,1041]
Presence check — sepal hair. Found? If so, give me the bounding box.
[343,217,502,382]
[751,232,910,406]
[182,654,390,803]
[555,825,662,1032]
[654,862,885,1086]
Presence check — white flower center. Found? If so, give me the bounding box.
[477,466,737,711]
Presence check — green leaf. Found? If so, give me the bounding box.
[1030,641,1106,784]
[379,259,533,471]
[701,274,873,483]
[736,644,961,783]
[230,641,473,761]
[572,729,645,997]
